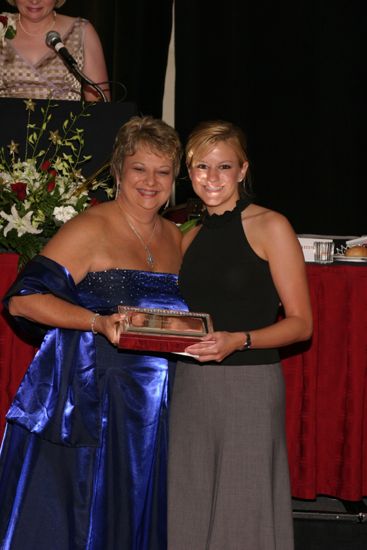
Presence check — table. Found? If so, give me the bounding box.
[281,262,367,500]
[1,254,367,500]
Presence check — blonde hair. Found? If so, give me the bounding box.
[6,0,66,7]
[186,120,248,169]
[111,116,182,180]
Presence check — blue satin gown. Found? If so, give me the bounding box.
[0,258,187,550]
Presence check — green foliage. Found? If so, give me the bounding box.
[0,99,112,268]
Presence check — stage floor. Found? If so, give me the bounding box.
[293,496,367,521]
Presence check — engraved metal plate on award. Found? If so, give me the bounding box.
[117,306,213,353]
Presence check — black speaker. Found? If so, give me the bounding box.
[294,518,367,550]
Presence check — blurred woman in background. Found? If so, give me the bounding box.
[0,0,110,100]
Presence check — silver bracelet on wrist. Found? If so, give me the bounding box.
[90,312,100,335]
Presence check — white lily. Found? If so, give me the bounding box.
[0,204,42,237]
[53,205,78,224]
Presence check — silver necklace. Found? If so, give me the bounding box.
[117,201,158,270]
[18,11,56,37]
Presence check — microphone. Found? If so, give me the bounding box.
[45,30,108,102]
[46,31,77,69]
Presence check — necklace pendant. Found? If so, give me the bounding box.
[146,249,154,269]
[116,201,158,271]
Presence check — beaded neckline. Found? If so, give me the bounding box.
[202,197,252,228]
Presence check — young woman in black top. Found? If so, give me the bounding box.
[168,120,313,550]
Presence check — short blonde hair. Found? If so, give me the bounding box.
[111,116,182,180]
[186,120,248,169]
[6,0,66,7]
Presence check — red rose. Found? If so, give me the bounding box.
[46,168,57,192]
[0,16,8,26]
[40,160,51,171]
[89,198,101,207]
[11,182,27,201]
[47,180,56,192]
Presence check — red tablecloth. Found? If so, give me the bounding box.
[0,254,37,437]
[281,263,367,500]
[1,255,367,500]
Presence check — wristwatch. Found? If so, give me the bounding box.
[242,332,252,350]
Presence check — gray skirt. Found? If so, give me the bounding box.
[168,361,294,550]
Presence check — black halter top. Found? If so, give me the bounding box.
[179,199,280,365]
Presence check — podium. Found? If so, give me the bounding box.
[0,98,138,177]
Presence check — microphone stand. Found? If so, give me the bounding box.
[45,31,108,102]
[70,65,108,103]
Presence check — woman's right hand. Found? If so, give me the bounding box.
[92,313,125,346]
[184,331,245,363]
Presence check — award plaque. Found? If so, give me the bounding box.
[117,306,213,353]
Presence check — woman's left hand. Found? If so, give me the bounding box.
[184,331,243,363]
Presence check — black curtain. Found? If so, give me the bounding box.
[1,0,365,235]
[174,0,365,235]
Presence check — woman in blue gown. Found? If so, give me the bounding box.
[0,116,185,550]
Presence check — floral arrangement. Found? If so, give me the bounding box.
[0,99,112,267]
[0,14,16,46]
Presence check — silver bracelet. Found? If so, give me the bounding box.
[90,312,100,335]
